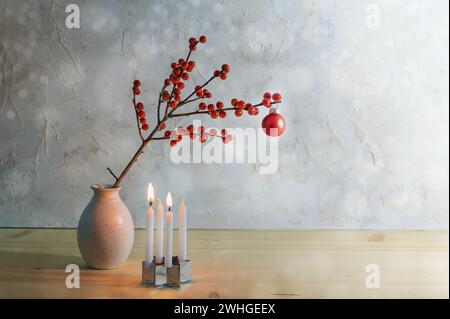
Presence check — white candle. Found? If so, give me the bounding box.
[145,183,154,266]
[155,198,164,264]
[178,199,187,262]
[164,192,173,268]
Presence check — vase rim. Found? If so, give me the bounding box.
[91,184,121,192]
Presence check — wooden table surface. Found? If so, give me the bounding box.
[0,229,448,299]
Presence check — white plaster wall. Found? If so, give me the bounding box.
[0,0,448,229]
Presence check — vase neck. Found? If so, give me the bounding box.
[91,184,121,200]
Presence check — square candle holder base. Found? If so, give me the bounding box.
[166,256,192,288]
[141,260,166,287]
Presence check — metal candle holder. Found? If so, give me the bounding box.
[141,256,191,288]
[166,256,192,287]
[141,258,166,287]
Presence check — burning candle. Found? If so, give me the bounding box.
[145,182,154,266]
[178,199,187,262]
[164,192,173,268]
[155,198,164,264]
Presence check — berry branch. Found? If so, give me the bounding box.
[108,35,283,188]
[132,91,145,142]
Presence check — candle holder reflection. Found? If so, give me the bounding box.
[166,256,192,287]
[141,256,191,288]
[141,258,166,287]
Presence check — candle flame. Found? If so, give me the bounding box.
[166,192,172,209]
[147,182,154,204]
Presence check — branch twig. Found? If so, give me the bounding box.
[107,167,118,180]
[169,101,281,118]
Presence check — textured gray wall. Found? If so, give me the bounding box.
[0,0,448,229]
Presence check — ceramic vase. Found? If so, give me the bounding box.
[77,184,134,269]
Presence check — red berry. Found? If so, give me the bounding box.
[162,92,170,101]
[219,110,226,118]
[142,123,149,130]
[178,58,185,65]
[170,74,180,83]
[139,118,146,124]
[177,82,185,90]
[253,108,259,115]
[245,103,253,109]
[174,94,181,102]
[247,106,255,115]
[133,80,141,87]
[133,86,140,95]
[231,98,238,106]
[200,134,208,143]
[189,44,197,51]
[222,135,232,144]
[170,101,178,109]
[160,122,166,130]
[207,104,215,111]
[216,101,224,109]
[214,70,221,77]
[164,78,171,86]
[272,93,282,102]
[221,129,227,136]
[177,127,187,135]
[170,140,177,147]
[164,130,171,138]
[173,88,181,95]
[196,89,204,97]
[237,101,245,109]
[189,37,196,45]
[235,109,243,117]
[199,102,207,110]
[199,35,207,43]
[177,135,182,142]
[174,68,182,76]
[138,110,145,118]
[262,98,271,107]
[263,92,271,99]
[188,61,195,68]
[136,102,144,110]
[171,62,177,69]
[181,72,189,81]
[204,91,212,98]
[221,64,230,73]
[220,73,227,80]
[187,124,194,132]
[210,110,218,119]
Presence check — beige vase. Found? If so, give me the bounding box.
[77,184,134,269]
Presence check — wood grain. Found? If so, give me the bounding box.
[0,229,448,298]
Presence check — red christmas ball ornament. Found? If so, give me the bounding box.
[262,108,286,137]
